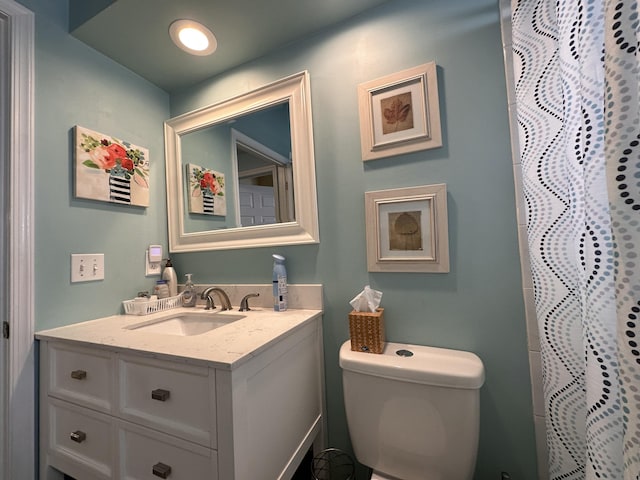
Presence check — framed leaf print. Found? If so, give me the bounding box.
[365,184,449,273]
[358,62,442,161]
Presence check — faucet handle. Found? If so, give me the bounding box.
[239,293,260,312]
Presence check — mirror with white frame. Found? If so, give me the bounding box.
[165,71,319,252]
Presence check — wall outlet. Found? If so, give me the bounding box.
[145,249,162,276]
[71,254,105,283]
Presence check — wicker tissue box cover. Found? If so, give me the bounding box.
[348,308,385,354]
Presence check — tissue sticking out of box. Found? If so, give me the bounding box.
[348,288,385,353]
[349,285,382,313]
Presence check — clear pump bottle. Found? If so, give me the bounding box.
[182,273,197,307]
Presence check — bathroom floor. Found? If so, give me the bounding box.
[293,448,314,479]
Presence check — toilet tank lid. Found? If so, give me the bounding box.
[339,341,485,389]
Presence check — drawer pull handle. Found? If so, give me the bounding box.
[151,388,170,402]
[70,370,87,380]
[152,462,172,478]
[69,430,86,443]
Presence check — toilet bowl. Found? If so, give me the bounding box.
[339,340,485,480]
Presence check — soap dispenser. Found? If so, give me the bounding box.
[182,274,197,307]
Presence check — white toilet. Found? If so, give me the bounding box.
[339,340,485,480]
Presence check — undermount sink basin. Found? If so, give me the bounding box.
[126,311,246,336]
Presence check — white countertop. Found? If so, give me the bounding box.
[35,306,322,370]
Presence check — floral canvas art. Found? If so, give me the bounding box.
[187,163,226,216]
[74,126,150,207]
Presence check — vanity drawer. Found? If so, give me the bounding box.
[47,342,114,412]
[118,355,216,448]
[47,398,115,480]
[118,421,217,480]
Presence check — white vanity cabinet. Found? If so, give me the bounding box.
[118,355,217,449]
[38,313,325,480]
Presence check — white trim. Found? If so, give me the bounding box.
[1,1,35,479]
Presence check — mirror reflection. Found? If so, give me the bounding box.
[181,103,292,233]
[164,71,319,252]
[234,126,295,227]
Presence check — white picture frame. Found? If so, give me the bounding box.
[358,62,442,161]
[365,184,449,273]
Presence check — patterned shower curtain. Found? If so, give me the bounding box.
[511,1,639,478]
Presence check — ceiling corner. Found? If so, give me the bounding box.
[69,0,116,32]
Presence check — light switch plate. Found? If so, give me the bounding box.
[71,254,105,282]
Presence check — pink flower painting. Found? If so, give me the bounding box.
[187,163,226,216]
[74,125,150,207]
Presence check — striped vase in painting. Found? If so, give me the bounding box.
[202,190,214,214]
[109,173,131,204]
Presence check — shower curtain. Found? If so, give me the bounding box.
[511,1,639,478]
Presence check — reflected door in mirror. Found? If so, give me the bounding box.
[239,184,276,226]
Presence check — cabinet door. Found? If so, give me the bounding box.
[47,342,114,412]
[217,320,324,480]
[118,420,217,480]
[118,355,216,447]
[47,398,115,480]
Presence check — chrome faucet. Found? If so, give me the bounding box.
[200,287,232,311]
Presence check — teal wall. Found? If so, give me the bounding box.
[20,0,170,330]
[23,0,537,477]
[232,103,291,159]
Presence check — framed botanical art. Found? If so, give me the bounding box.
[186,163,226,216]
[365,184,449,273]
[358,62,442,161]
[74,126,150,207]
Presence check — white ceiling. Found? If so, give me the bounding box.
[71,0,392,92]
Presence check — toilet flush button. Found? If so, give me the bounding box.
[396,349,413,357]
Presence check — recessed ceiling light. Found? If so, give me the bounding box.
[169,19,217,56]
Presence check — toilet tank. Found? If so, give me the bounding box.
[339,341,485,480]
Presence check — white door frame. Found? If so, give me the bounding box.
[1,1,35,479]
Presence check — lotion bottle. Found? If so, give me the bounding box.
[182,273,197,307]
[162,258,178,297]
[272,254,288,311]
